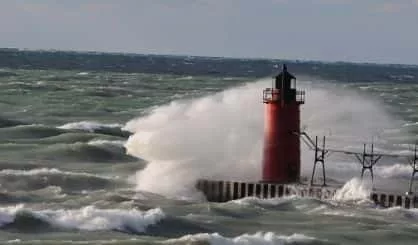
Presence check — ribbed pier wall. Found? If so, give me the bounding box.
[196,179,418,209]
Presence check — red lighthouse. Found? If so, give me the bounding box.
[196,64,415,209]
[262,65,305,183]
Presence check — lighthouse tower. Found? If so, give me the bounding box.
[262,65,305,183]
[196,64,416,209]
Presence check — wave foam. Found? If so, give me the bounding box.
[164,232,323,245]
[0,168,114,179]
[375,163,413,179]
[231,196,299,207]
[87,139,126,147]
[59,121,122,132]
[379,206,418,219]
[0,205,165,233]
[332,178,372,203]
[0,168,118,192]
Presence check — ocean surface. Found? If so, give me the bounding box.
[0,50,418,244]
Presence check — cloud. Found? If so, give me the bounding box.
[376,3,406,13]
[16,1,115,14]
[375,1,418,13]
[80,3,115,12]
[18,3,50,13]
[272,0,350,4]
[316,0,351,4]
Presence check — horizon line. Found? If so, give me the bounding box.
[1,47,417,68]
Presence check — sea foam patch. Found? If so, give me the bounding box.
[163,232,328,245]
[0,205,165,233]
[59,121,123,132]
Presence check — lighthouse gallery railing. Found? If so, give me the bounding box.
[263,88,305,104]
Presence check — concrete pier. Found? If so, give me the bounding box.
[196,179,418,209]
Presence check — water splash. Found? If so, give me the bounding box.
[124,78,401,198]
[332,178,372,203]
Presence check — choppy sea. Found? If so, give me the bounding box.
[0,50,417,244]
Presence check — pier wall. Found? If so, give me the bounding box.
[196,179,418,209]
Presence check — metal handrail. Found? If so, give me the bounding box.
[263,88,280,102]
[296,90,305,104]
[263,88,305,104]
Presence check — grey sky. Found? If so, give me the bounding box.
[1,0,418,64]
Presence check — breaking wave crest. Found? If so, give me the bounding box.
[0,122,130,142]
[37,141,136,163]
[164,232,332,245]
[0,116,25,128]
[379,206,418,219]
[375,163,413,179]
[229,196,308,212]
[0,125,66,139]
[59,121,131,138]
[228,178,372,210]
[0,168,119,192]
[332,178,373,205]
[0,205,165,234]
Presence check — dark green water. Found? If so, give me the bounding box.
[0,51,417,244]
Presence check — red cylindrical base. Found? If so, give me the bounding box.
[262,102,301,183]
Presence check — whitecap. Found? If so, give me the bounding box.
[0,205,165,233]
[230,196,299,206]
[87,139,126,147]
[58,121,122,132]
[0,168,114,180]
[164,232,323,245]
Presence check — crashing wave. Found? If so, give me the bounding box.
[163,232,329,245]
[0,205,165,234]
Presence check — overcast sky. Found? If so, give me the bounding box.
[1,0,418,64]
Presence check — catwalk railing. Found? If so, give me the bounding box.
[297,131,418,194]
